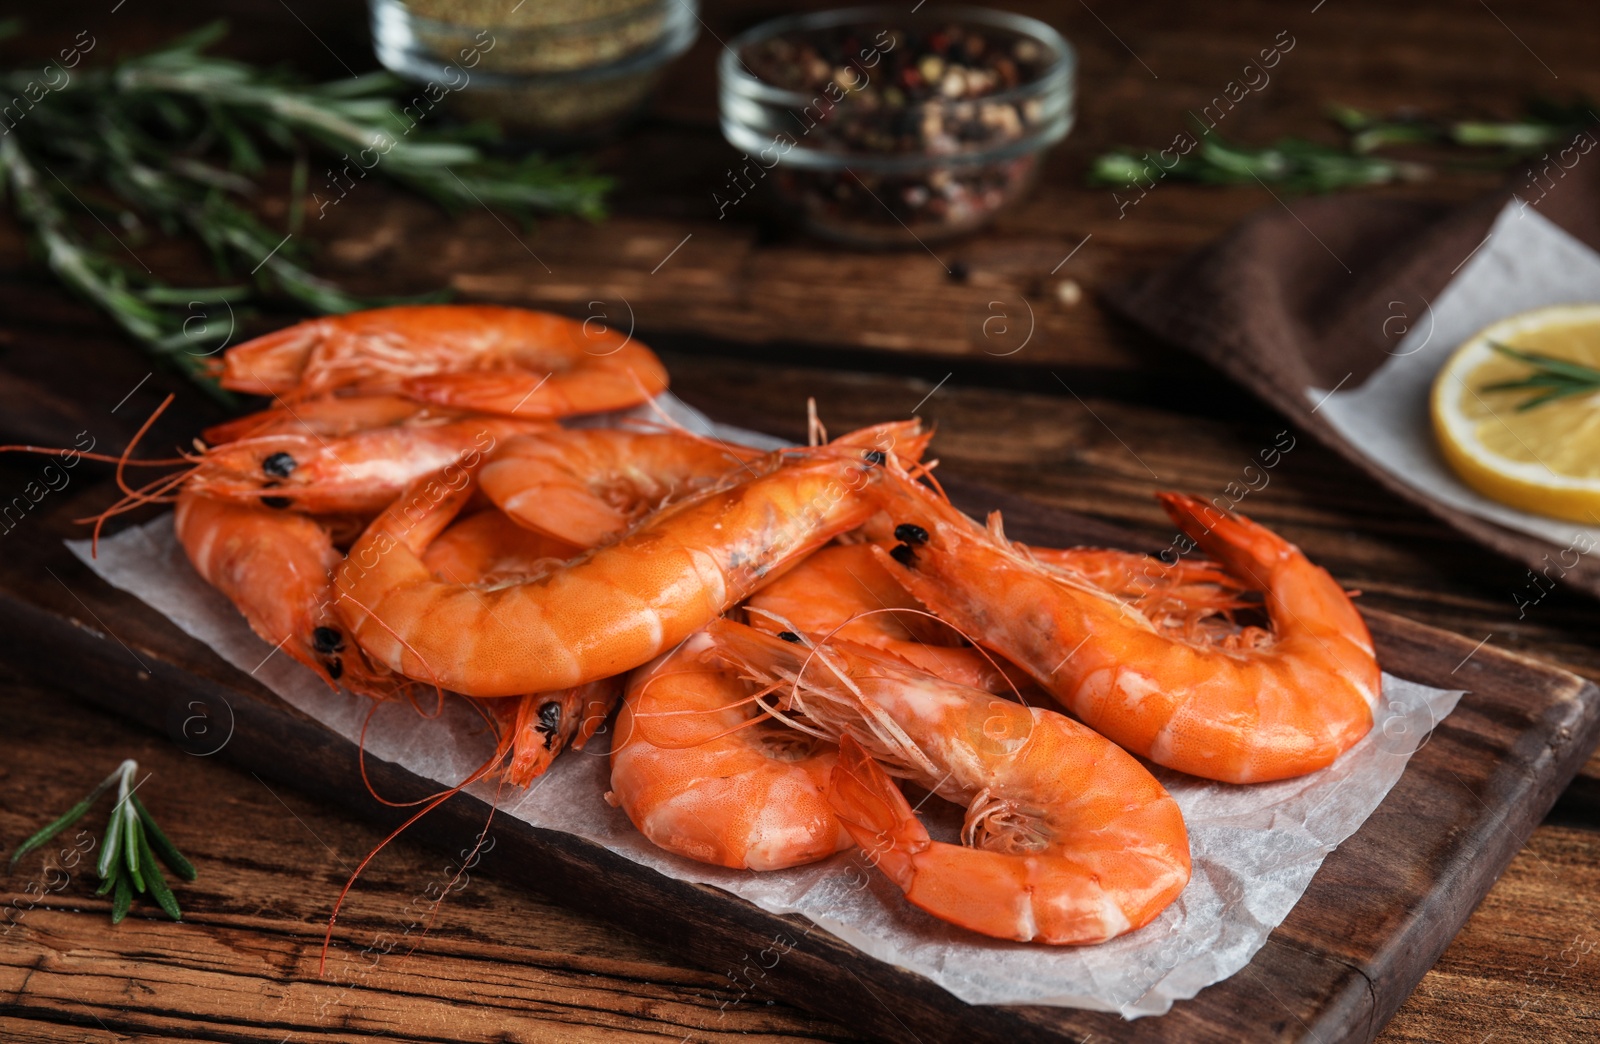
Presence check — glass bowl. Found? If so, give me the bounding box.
[371,0,699,139]
[719,5,1074,246]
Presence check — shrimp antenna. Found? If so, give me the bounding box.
[318,744,503,977]
[80,464,195,554]
[114,392,178,499]
[0,444,188,467]
[354,694,497,809]
[806,398,827,447]
[397,767,505,959]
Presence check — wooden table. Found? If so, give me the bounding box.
[3,0,1599,1040]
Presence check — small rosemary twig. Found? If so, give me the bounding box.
[1089,134,1429,193]
[1091,98,1597,194]
[8,759,197,923]
[1481,340,1600,411]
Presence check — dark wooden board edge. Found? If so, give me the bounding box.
[2,496,1597,1044]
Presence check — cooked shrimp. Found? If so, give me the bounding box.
[871,475,1379,783]
[187,417,542,515]
[333,421,918,697]
[215,305,669,418]
[607,634,850,870]
[174,488,395,698]
[706,620,1191,943]
[744,542,1023,694]
[478,428,762,547]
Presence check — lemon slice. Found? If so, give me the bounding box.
[1431,304,1600,524]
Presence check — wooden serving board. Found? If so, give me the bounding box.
[1,438,1596,1044]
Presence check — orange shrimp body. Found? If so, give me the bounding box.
[744,542,1021,694]
[872,476,1380,783]
[608,635,851,870]
[216,305,669,418]
[333,423,914,697]
[186,418,541,516]
[478,428,760,547]
[707,621,1191,944]
[418,508,614,783]
[174,489,392,697]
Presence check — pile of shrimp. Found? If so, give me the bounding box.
[37,304,1383,949]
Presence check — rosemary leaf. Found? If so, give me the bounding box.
[125,814,148,895]
[111,873,132,925]
[136,825,183,921]
[132,795,197,882]
[96,799,126,881]
[7,765,123,869]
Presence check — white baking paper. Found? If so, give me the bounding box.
[67,394,1461,1018]
[1314,201,1600,551]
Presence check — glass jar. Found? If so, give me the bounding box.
[371,0,698,139]
[719,5,1075,245]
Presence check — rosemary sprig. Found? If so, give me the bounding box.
[1089,134,1429,193]
[8,759,197,924]
[1091,98,1596,194]
[0,22,612,395]
[1481,341,1600,411]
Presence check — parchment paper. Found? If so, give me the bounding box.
[68,395,1461,1018]
[1314,201,1600,551]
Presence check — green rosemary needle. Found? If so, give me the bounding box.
[8,759,197,924]
[1481,341,1600,411]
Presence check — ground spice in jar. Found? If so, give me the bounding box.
[373,0,695,136]
[400,0,666,76]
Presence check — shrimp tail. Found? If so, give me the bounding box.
[829,734,924,890]
[216,322,322,395]
[1156,492,1284,584]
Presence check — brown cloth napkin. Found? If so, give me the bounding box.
[1105,155,1600,602]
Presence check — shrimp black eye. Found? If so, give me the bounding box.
[890,543,917,566]
[262,452,297,478]
[862,449,887,466]
[261,495,292,510]
[894,523,929,545]
[536,701,563,749]
[326,656,343,680]
[777,631,802,643]
[312,626,344,653]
